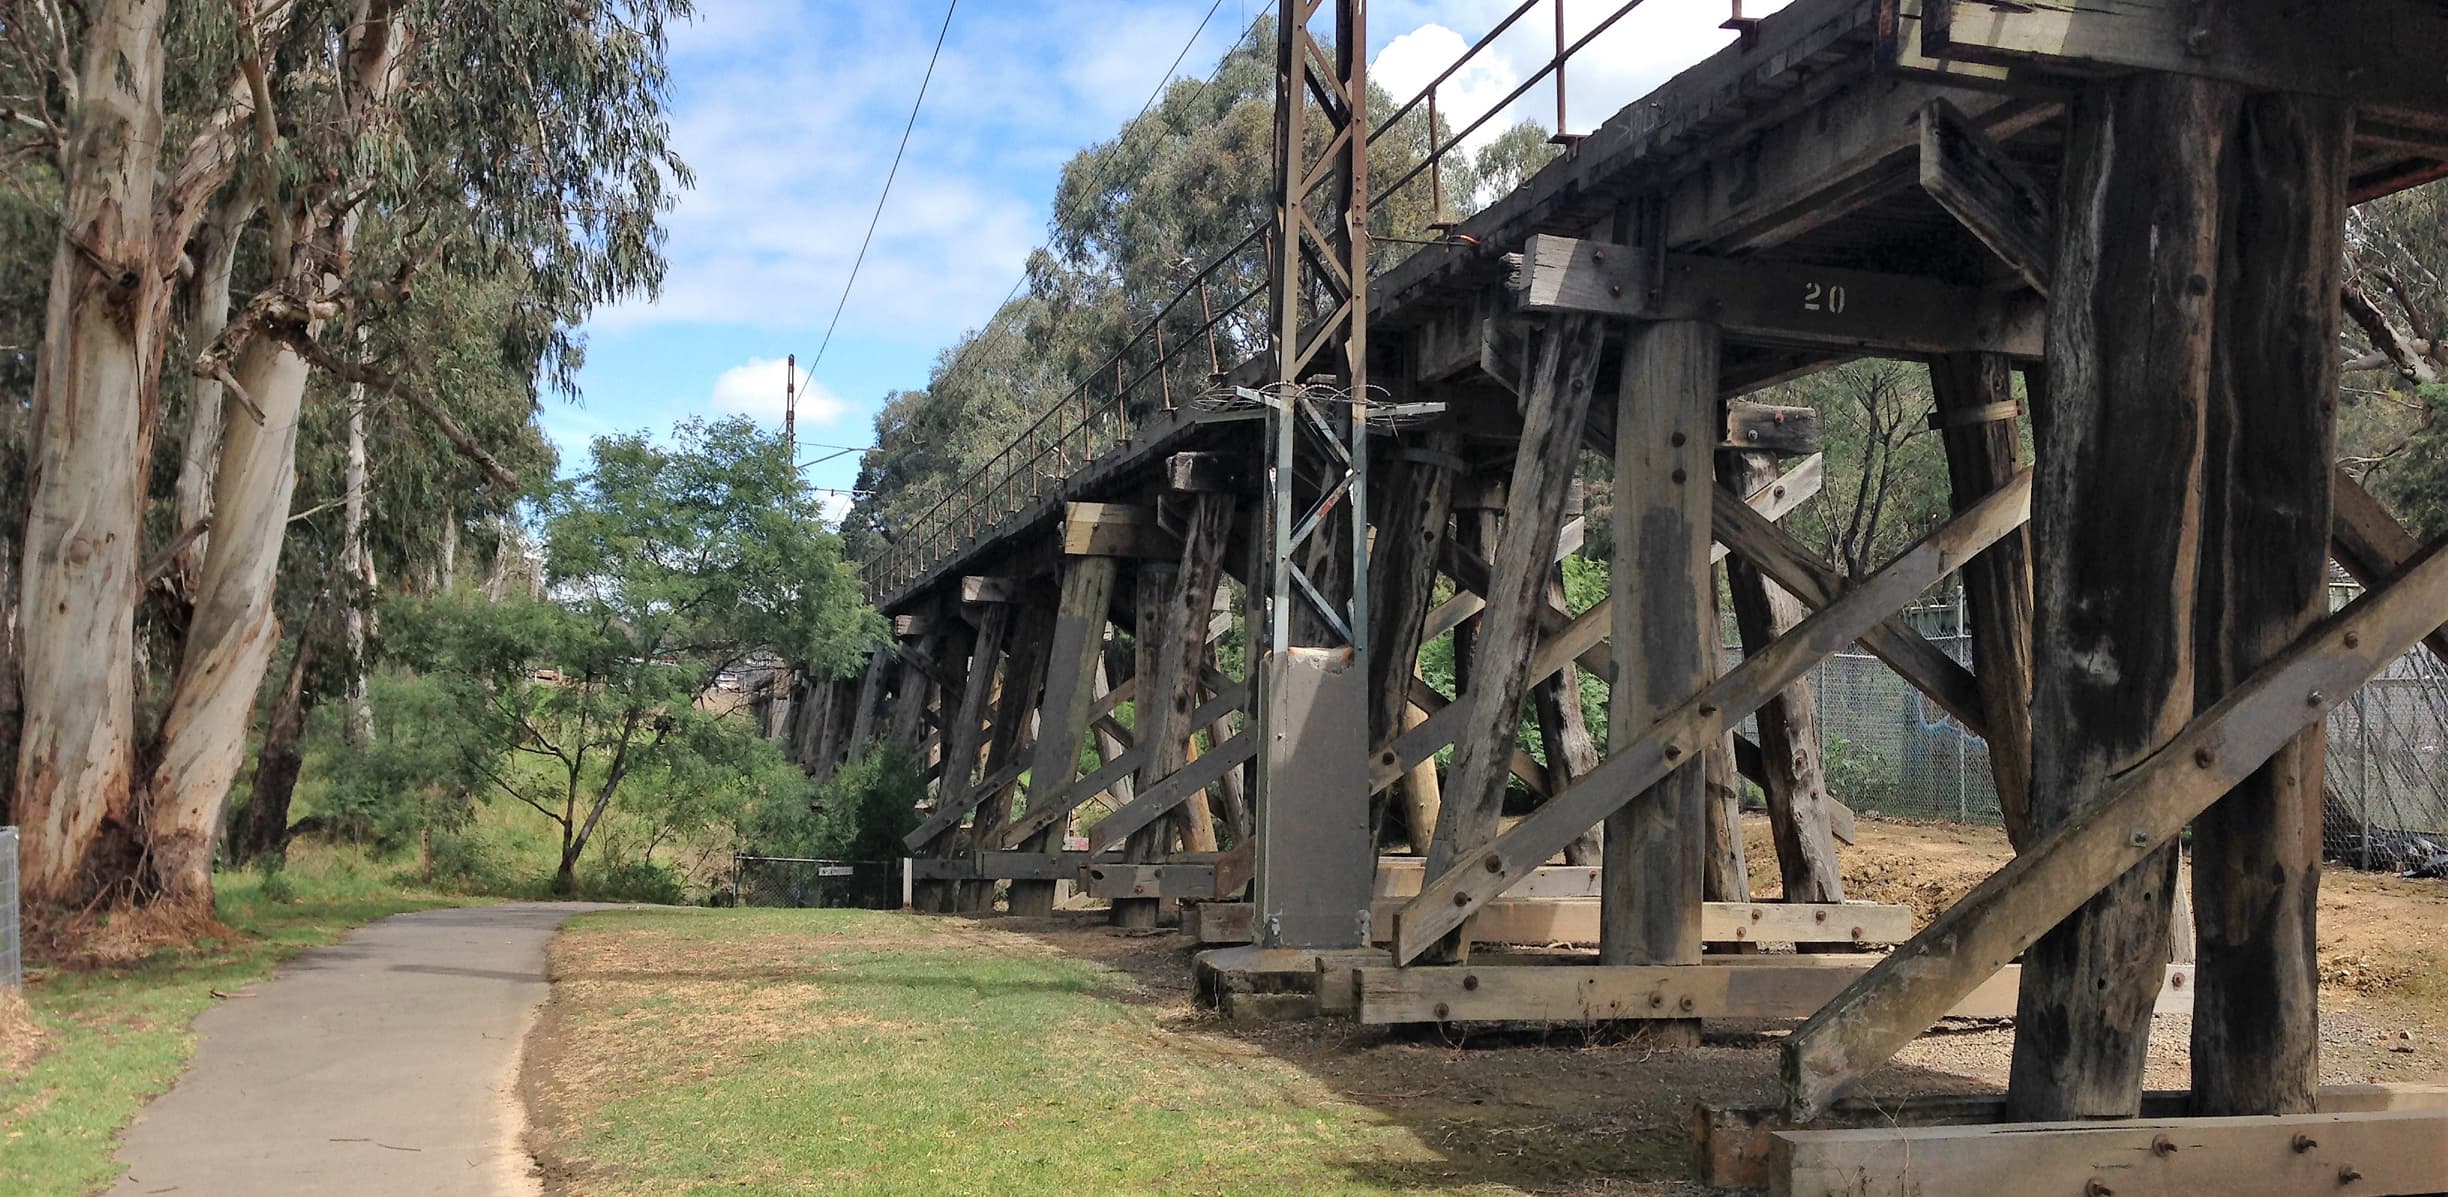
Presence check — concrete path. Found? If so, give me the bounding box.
[110,902,619,1197]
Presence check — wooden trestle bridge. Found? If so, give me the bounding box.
[759,1,2448,1191]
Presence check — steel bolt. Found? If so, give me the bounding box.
[2194,747,2215,768]
[2308,690,2326,707]
[2345,630,2362,649]
[1678,995,1695,1013]
[1484,856,1503,874]
[1649,993,1665,1009]
[1463,974,1480,991]
[1454,892,1471,907]
[2085,1179,2114,1197]
[2340,1166,2364,1184]
[2292,1134,2319,1153]
[2150,1134,2176,1157]
[1435,1002,1451,1020]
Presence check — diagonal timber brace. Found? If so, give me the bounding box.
[996,683,1250,849]
[1390,471,2034,964]
[1373,454,1829,794]
[1780,531,2448,1121]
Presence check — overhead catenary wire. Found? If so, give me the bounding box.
[808,0,961,376]
[866,4,1272,450]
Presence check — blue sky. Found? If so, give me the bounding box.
[558,0,1792,518]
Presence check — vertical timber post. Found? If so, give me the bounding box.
[1011,557,1119,917]
[1604,319,1716,1045]
[1421,313,1605,964]
[1251,0,1374,951]
[2191,91,2351,1117]
[1366,419,1460,854]
[913,613,983,912]
[2011,72,2236,1121]
[962,600,1055,913]
[847,647,891,761]
[1719,449,1844,904]
[1116,566,1173,928]
[1928,352,2037,845]
[1530,559,1602,870]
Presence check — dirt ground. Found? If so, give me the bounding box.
[525,816,2448,1194]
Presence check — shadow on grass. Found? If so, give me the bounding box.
[961,910,2012,1195]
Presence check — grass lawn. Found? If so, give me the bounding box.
[528,909,1683,1197]
[0,848,464,1196]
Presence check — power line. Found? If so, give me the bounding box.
[808,0,961,375]
[882,4,1266,450]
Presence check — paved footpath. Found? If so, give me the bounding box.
[110,902,622,1197]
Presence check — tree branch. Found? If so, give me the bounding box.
[2343,278,2439,385]
[280,330,521,491]
[139,519,213,588]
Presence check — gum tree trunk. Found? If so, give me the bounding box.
[143,331,311,901]
[14,0,172,906]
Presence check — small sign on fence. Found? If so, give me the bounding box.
[729,854,902,910]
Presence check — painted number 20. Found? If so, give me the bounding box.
[1803,282,1848,314]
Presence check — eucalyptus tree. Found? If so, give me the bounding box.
[8,0,687,912]
[392,418,878,894]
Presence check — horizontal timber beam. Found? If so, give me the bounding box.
[1917,0,2448,113]
[907,851,1090,882]
[1773,1109,2448,1197]
[1698,1083,2448,1191]
[1511,237,2045,359]
[1080,862,1217,900]
[1064,503,1181,559]
[1187,899,1913,950]
[1355,961,2192,1026]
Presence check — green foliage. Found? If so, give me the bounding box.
[358,417,875,895]
[303,670,493,853]
[1823,734,1901,814]
[2371,383,2448,538]
[742,748,926,864]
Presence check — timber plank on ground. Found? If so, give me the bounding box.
[1355,962,2193,1026]
[1696,1083,2448,1190]
[1770,1108,2448,1197]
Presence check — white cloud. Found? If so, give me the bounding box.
[815,491,856,527]
[1372,24,1523,156]
[710,357,853,426]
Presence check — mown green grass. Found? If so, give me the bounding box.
[0,848,464,1195]
[533,909,1533,1196]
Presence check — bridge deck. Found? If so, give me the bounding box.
[873,0,2448,614]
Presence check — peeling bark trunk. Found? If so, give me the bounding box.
[172,190,257,595]
[14,0,172,907]
[342,327,374,744]
[142,333,310,902]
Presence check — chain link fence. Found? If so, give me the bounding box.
[1766,588,2448,879]
[728,854,905,909]
[3,827,21,992]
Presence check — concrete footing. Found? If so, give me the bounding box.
[1192,944,1390,1025]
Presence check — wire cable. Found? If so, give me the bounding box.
[808,0,961,374]
[888,3,1266,430]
